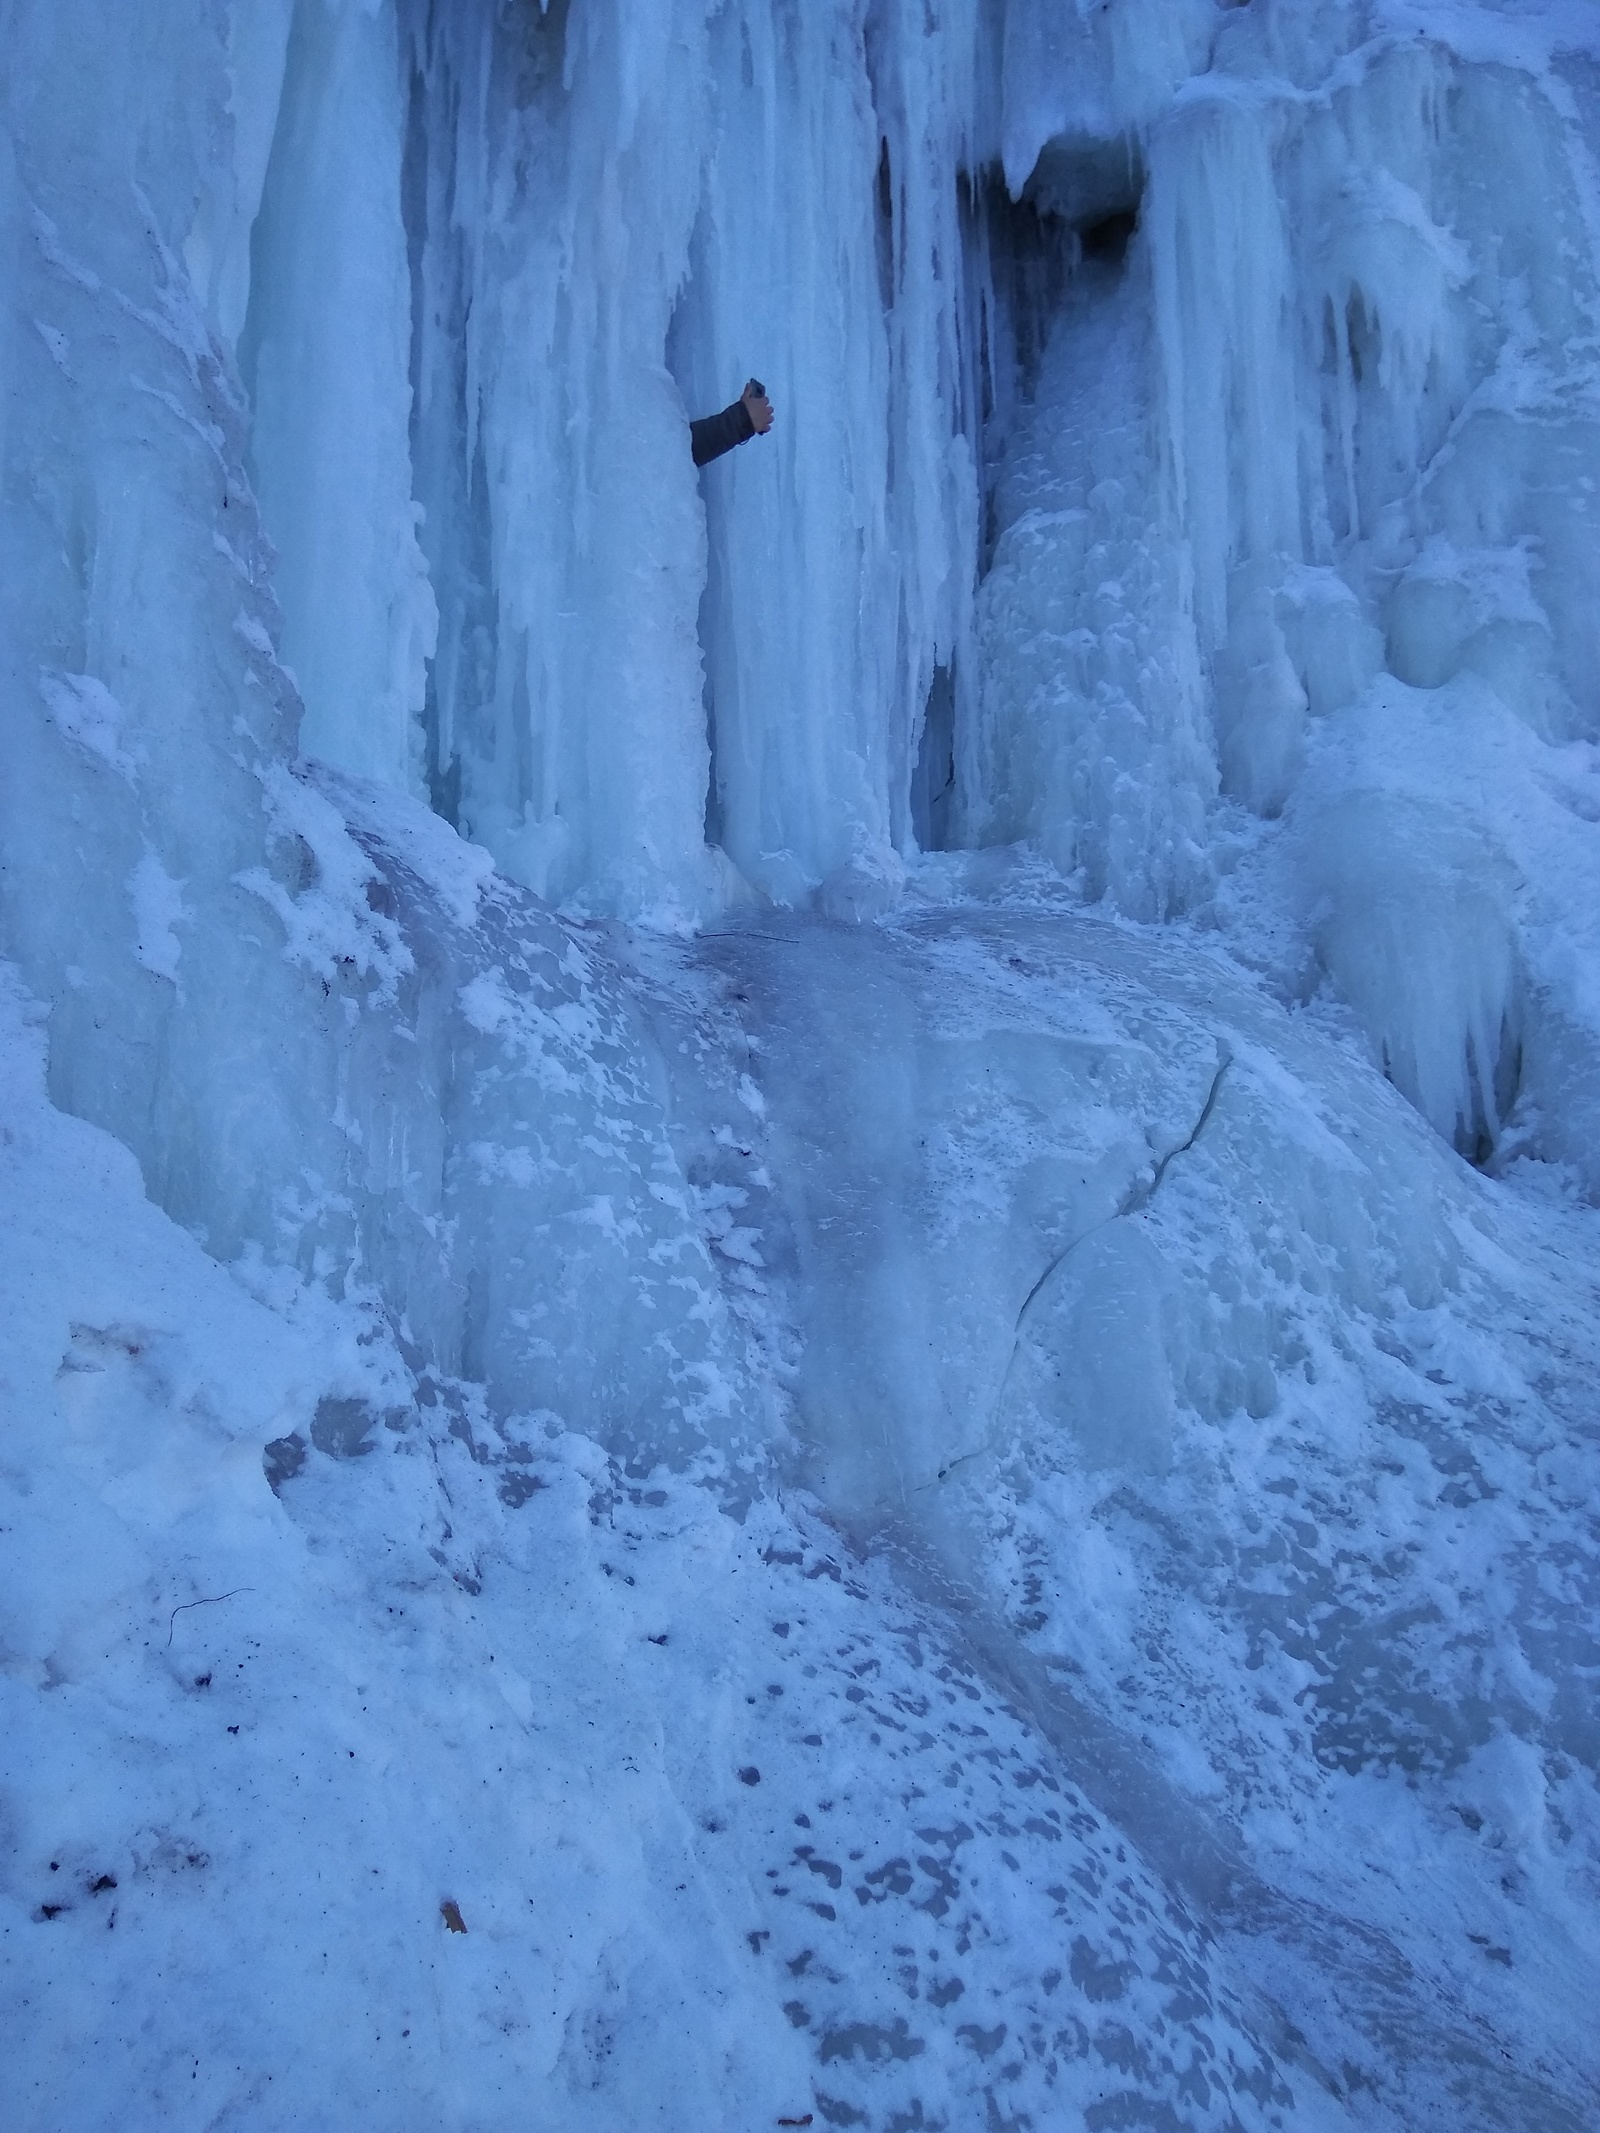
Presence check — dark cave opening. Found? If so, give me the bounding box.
[1078,204,1140,265]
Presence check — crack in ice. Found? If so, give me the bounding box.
[926,1041,1235,1490]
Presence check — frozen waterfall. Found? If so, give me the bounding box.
[3,2,1600,2130]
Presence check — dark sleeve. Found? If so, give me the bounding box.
[690,397,756,467]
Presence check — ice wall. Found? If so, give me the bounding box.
[375,0,998,917]
[78,0,1588,1188]
[9,0,1600,1420]
[234,0,1216,923]
[0,0,320,1246]
[957,0,1600,1173]
[233,0,1600,1172]
[0,0,760,1467]
[6,7,1600,2122]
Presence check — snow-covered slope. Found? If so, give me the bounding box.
[0,964,1328,2132]
[3,0,1599,2128]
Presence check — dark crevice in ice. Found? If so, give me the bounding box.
[910,662,956,852]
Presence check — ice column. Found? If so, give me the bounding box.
[181,0,296,352]
[241,0,436,792]
[668,0,987,907]
[397,0,726,920]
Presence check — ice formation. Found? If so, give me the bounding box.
[3,1,1600,2129]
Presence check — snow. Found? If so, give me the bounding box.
[0,972,1344,2132]
[39,674,140,782]
[128,851,189,986]
[2,0,1600,2127]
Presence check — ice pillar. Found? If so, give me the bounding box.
[241,0,436,793]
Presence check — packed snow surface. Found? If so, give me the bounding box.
[3,0,1600,2129]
